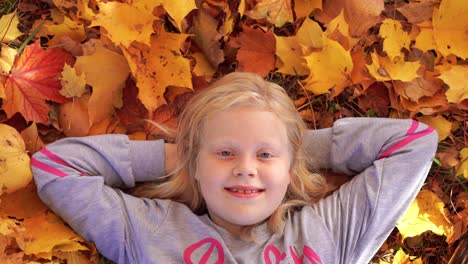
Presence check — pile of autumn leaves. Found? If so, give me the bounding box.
[0,0,467,263]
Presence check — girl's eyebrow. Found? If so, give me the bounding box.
[210,138,284,150]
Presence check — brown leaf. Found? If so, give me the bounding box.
[231,24,276,77]
[358,82,390,117]
[397,1,435,24]
[191,10,224,69]
[394,75,444,103]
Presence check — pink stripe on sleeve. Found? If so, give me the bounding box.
[40,148,88,176]
[31,158,68,178]
[378,122,435,159]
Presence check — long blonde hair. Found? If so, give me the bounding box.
[132,72,327,237]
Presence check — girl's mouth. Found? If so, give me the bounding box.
[224,187,265,198]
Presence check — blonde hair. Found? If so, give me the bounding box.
[132,72,327,238]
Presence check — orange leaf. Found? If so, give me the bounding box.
[231,25,276,77]
[4,42,73,123]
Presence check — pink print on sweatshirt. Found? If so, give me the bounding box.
[183,238,322,264]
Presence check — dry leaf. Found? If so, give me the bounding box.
[433,0,468,59]
[74,46,130,125]
[294,0,321,19]
[302,38,353,95]
[456,148,468,179]
[392,248,423,264]
[20,122,45,155]
[0,12,23,43]
[437,65,468,104]
[396,190,453,241]
[367,52,420,82]
[60,64,87,98]
[4,42,73,123]
[91,1,159,48]
[123,30,192,113]
[0,44,16,74]
[191,10,224,69]
[231,25,276,77]
[417,115,453,141]
[246,0,293,27]
[379,19,411,61]
[147,0,197,31]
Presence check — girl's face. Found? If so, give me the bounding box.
[196,106,291,234]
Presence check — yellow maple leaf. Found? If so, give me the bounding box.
[302,38,353,95]
[0,183,47,219]
[74,46,130,126]
[18,213,88,257]
[379,19,411,60]
[367,52,420,82]
[392,248,423,264]
[246,0,293,27]
[396,190,453,240]
[123,31,192,112]
[0,124,32,195]
[413,20,436,52]
[192,52,216,77]
[417,115,454,142]
[41,11,86,47]
[0,44,16,74]
[294,0,322,19]
[0,12,23,43]
[53,0,95,21]
[91,1,158,48]
[60,64,87,98]
[433,0,468,59]
[275,18,323,75]
[146,0,197,31]
[437,65,468,104]
[456,148,468,180]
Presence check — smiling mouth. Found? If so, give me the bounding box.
[224,188,265,194]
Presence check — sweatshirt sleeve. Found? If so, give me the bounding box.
[307,118,438,263]
[31,135,167,262]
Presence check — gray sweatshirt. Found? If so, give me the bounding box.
[31,118,438,264]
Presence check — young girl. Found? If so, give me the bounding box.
[32,72,438,264]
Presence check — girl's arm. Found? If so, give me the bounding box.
[306,118,437,263]
[32,135,168,262]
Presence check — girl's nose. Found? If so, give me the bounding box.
[232,156,257,177]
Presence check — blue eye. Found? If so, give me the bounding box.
[259,152,272,159]
[218,151,232,157]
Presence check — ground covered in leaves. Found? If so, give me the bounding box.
[0,0,466,263]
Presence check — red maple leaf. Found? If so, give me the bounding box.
[3,42,73,123]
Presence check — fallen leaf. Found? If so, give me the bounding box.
[18,212,88,257]
[394,76,443,102]
[456,148,468,179]
[0,12,23,43]
[246,0,293,27]
[324,10,351,49]
[316,0,384,37]
[52,0,95,21]
[413,21,437,53]
[417,115,453,141]
[0,81,4,99]
[4,42,73,123]
[58,95,91,137]
[358,82,390,117]
[302,38,353,95]
[436,145,459,169]
[367,52,420,82]
[123,30,192,112]
[294,0,322,19]
[0,183,47,219]
[379,19,411,61]
[437,65,468,104]
[59,64,87,98]
[396,190,453,241]
[116,79,148,134]
[74,46,130,125]
[400,91,448,115]
[433,0,468,59]
[191,10,224,69]
[392,248,423,264]
[0,44,16,74]
[231,24,276,77]
[397,1,434,24]
[0,124,32,194]
[147,0,197,31]
[192,52,216,77]
[38,10,86,47]
[20,122,45,155]
[275,18,323,75]
[91,1,159,48]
